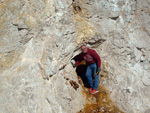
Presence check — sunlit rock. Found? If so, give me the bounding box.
[0,0,150,113]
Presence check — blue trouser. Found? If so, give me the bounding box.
[85,63,100,90]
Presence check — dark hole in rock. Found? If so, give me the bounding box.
[110,16,119,20]
[49,75,53,77]
[72,2,82,13]
[101,75,104,77]
[74,6,81,12]
[140,60,144,62]
[64,76,69,80]
[78,85,124,113]
[18,28,29,31]
[66,78,69,80]
[136,47,142,51]
[69,80,79,90]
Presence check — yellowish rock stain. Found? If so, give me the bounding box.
[75,15,95,44]
[0,50,20,73]
[77,61,123,113]
[72,0,95,45]
[79,85,124,113]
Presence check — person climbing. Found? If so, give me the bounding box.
[71,45,101,94]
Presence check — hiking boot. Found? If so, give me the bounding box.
[88,88,93,92]
[90,89,99,94]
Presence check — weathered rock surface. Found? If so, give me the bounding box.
[0,0,150,113]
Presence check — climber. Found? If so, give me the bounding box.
[71,45,101,94]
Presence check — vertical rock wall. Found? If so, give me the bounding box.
[0,0,150,113]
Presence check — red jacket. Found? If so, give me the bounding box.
[75,48,101,67]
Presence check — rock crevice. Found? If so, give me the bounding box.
[0,0,150,113]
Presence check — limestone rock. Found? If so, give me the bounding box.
[0,0,150,113]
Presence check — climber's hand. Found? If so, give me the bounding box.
[71,60,75,68]
[94,68,101,77]
[98,67,101,73]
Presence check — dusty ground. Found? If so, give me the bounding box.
[76,64,124,113]
[78,85,124,113]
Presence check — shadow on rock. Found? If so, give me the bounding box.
[72,54,90,88]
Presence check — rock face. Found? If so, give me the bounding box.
[0,0,150,113]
